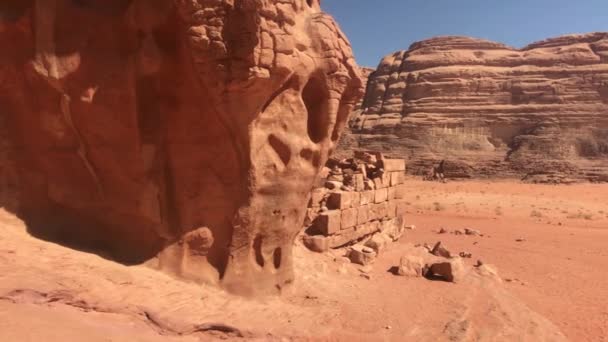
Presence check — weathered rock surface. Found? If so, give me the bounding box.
[0,0,363,295]
[340,33,608,181]
[354,67,375,110]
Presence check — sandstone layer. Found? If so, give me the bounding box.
[354,66,374,110]
[0,0,363,295]
[340,33,608,181]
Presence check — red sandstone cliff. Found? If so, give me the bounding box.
[0,0,363,295]
[340,34,608,181]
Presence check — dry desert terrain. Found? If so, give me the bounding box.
[1,179,607,341]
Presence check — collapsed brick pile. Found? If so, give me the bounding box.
[303,151,408,252]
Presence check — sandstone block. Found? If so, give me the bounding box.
[354,150,383,162]
[328,227,356,248]
[309,188,328,208]
[327,174,344,182]
[303,236,329,253]
[372,202,389,220]
[341,208,358,230]
[351,193,361,208]
[386,216,406,241]
[397,255,426,277]
[382,172,391,186]
[348,245,377,266]
[327,191,356,209]
[365,220,381,235]
[383,159,406,172]
[328,221,383,249]
[427,258,466,283]
[373,177,384,189]
[373,173,390,189]
[364,179,375,190]
[357,205,369,225]
[360,190,374,205]
[364,233,391,254]
[353,173,365,192]
[315,210,341,236]
[325,181,343,190]
[374,188,388,203]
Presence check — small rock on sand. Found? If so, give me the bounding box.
[397,255,426,277]
[465,228,482,236]
[431,241,452,258]
[427,258,466,283]
[348,245,377,266]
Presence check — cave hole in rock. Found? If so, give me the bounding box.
[253,234,264,268]
[302,74,330,143]
[306,0,314,7]
[268,134,291,167]
[300,148,313,161]
[273,247,282,269]
[299,148,321,167]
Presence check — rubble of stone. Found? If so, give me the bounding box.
[303,152,409,254]
[430,241,453,258]
[347,245,377,266]
[395,243,494,283]
[440,227,484,237]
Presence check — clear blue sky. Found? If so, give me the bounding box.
[322,0,608,67]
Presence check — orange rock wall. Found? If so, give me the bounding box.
[340,34,608,181]
[0,0,363,295]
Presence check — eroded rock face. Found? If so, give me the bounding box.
[0,0,363,295]
[340,34,608,181]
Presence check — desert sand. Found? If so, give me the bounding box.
[398,179,608,341]
[2,179,606,341]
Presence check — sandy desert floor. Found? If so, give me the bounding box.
[1,179,607,341]
[398,179,608,341]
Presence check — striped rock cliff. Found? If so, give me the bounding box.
[340,33,608,182]
[354,67,375,110]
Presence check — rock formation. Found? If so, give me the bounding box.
[354,67,374,110]
[0,0,363,295]
[340,34,608,181]
[302,151,408,252]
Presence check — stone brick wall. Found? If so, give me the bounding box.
[303,152,408,252]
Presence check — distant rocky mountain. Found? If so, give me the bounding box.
[339,33,608,182]
[354,67,375,110]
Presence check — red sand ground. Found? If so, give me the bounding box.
[1,179,607,341]
[398,180,608,341]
